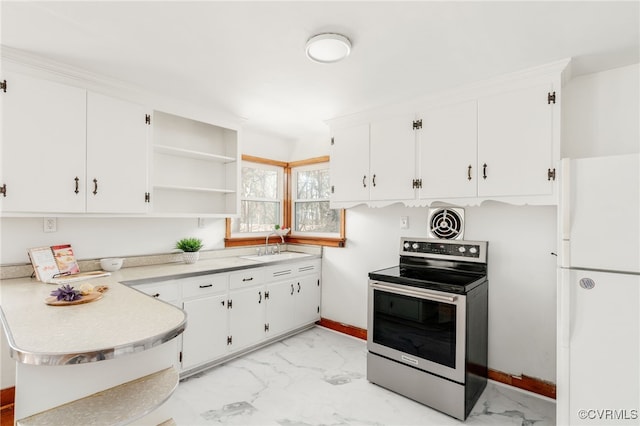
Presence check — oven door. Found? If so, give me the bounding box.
[368,280,466,383]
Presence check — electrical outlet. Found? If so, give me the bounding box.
[44,217,57,233]
[400,216,409,229]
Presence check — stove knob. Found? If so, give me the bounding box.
[458,246,466,253]
[412,243,419,250]
[469,246,478,254]
[403,242,410,249]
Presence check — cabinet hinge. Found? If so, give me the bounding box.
[412,179,422,189]
[412,119,422,130]
[331,137,335,145]
[0,184,6,198]
[0,80,6,93]
[264,323,269,332]
[265,291,270,299]
[145,114,151,125]
[227,336,232,345]
[547,168,556,181]
[547,91,556,105]
[227,299,233,309]
[144,192,151,203]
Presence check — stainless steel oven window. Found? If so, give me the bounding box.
[368,281,466,383]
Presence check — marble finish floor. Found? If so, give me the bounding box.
[167,326,555,425]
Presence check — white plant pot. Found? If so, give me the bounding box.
[182,251,200,264]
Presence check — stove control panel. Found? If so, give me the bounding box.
[400,238,487,263]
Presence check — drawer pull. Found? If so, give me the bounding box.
[199,284,213,288]
[242,277,253,282]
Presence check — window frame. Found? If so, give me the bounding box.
[225,155,345,248]
[290,161,339,238]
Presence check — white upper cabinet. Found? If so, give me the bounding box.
[418,100,478,199]
[329,59,567,207]
[86,92,150,213]
[330,115,417,205]
[329,123,370,203]
[1,73,150,214]
[477,79,555,197]
[369,114,417,201]
[150,111,239,217]
[1,72,87,213]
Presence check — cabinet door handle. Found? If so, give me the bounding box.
[362,175,367,188]
[297,283,301,293]
[92,178,98,195]
[74,177,79,194]
[258,291,262,304]
[372,174,377,187]
[467,165,472,181]
[482,163,488,180]
[199,284,213,288]
[290,284,294,295]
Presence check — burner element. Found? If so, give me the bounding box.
[428,208,464,240]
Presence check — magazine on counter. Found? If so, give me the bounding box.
[28,244,110,284]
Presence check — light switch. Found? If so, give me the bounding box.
[400,216,409,229]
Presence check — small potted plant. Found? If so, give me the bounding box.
[175,237,203,264]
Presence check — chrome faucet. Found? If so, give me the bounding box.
[265,230,286,255]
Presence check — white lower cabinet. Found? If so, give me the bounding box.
[134,258,322,376]
[180,273,229,370]
[228,285,266,350]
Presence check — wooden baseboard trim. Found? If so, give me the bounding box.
[317,317,367,340]
[488,369,556,399]
[317,318,556,400]
[0,387,14,408]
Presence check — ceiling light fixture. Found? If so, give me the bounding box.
[305,33,351,64]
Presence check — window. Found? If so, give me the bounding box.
[226,155,345,247]
[292,163,340,236]
[230,160,284,236]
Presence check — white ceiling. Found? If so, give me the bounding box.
[2,1,639,143]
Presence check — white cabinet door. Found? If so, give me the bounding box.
[369,115,416,201]
[567,270,639,425]
[265,280,295,337]
[1,72,86,213]
[418,100,477,199]
[477,81,554,197]
[228,286,265,350]
[294,274,321,328]
[86,92,149,213]
[181,294,228,370]
[329,124,370,203]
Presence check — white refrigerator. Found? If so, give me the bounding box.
[557,153,640,425]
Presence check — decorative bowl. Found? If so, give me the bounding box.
[100,258,124,272]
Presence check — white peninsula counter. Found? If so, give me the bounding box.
[0,277,186,425]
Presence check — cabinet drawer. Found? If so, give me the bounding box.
[229,268,264,290]
[263,264,295,281]
[295,259,321,275]
[133,281,180,305]
[181,273,228,299]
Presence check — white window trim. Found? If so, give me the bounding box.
[291,162,339,238]
[231,161,284,238]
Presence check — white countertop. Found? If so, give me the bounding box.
[0,251,320,365]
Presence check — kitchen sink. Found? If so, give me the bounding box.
[241,252,312,263]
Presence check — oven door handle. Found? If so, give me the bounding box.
[370,282,458,303]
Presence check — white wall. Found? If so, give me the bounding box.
[562,63,640,158]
